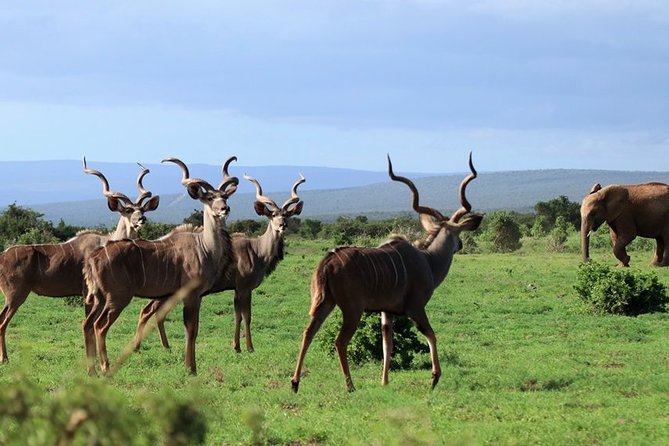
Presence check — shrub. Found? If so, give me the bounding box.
[480,211,522,253]
[574,262,669,316]
[0,372,207,446]
[547,216,570,252]
[318,312,429,369]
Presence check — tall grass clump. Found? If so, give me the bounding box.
[574,261,669,315]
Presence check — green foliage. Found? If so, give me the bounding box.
[0,373,156,445]
[575,261,669,315]
[52,219,83,241]
[138,221,176,240]
[326,215,388,246]
[0,203,58,249]
[150,393,208,446]
[0,372,209,446]
[534,195,581,231]
[458,231,480,254]
[228,219,263,236]
[547,216,571,252]
[14,227,58,245]
[182,209,203,226]
[318,312,429,369]
[299,218,323,239]
[480,211,522,253]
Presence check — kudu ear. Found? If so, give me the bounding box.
[107,196,124,213]
[443,213,483,233]
[459,213,483,232]
[142,195,160,212]
[288,201,304,216]
[254,201,272,217]
[186,183,204,200]
[418,213,441,233]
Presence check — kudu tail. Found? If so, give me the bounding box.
[309,258,330,316]
[82,257,99,306]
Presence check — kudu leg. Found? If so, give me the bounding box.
[381,312,394,386]
[233,289,253,353]
[182,296,202,375]
[134,300,170,351]
[291,301,335,393]
[94,300,130,375]
[82,296,104,376]
[0,290,29,363]
[335,310,363,392]
[410,310,441,389]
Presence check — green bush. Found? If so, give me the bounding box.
[0,372,207,446]
[547,216,570,252]
[480,211,522,253]
[574,262,669,316]
[318,312,429,369]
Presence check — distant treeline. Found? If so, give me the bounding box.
[0,196,582,255]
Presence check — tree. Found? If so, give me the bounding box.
[534,195,580,232]
[483,211,522,253]
[139,221,176,240]
[228,219,263,235]
[0,203,57,249]
[52,218,82,241]
[300,219,323,239]
[182,209,203,227]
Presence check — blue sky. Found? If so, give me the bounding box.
[1,0,668,173]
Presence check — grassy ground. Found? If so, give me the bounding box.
[1,236,669,445]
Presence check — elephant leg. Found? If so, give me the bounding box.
[658,236,669,267]
[651,237,664,266]
[610,230,632,267]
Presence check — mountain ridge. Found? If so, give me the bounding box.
[9,164,667,227]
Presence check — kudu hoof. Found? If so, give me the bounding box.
[431,373,441,389]
[291,380,300,393]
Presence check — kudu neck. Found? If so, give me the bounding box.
[111,217,137,241]
[424,227,458,287]
[201,208,226,257]
[256,223,283,260]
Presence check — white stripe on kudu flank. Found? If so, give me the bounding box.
[382,249,400,287]
[388,243,407,286]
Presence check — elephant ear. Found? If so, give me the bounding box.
[590,183,602,194]
[604,187,627,224]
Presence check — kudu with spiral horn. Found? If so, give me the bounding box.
[82,156,238,376]
[0,159,159,363]
[133,173,306,354]
[291,153,482,392]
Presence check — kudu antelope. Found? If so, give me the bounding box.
[291,153,483,392]
[133,173,305,353]
[83,157,238,375]
[0,160,160,363]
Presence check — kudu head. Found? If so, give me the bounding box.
[245,173,306,234]
[387,152,483,252]
[163,156,239,223]
[83,157,160,236]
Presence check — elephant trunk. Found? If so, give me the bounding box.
[581,219,591,263]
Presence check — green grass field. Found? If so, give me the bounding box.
[1,236,669,445]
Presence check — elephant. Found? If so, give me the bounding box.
[580,181,669,267]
